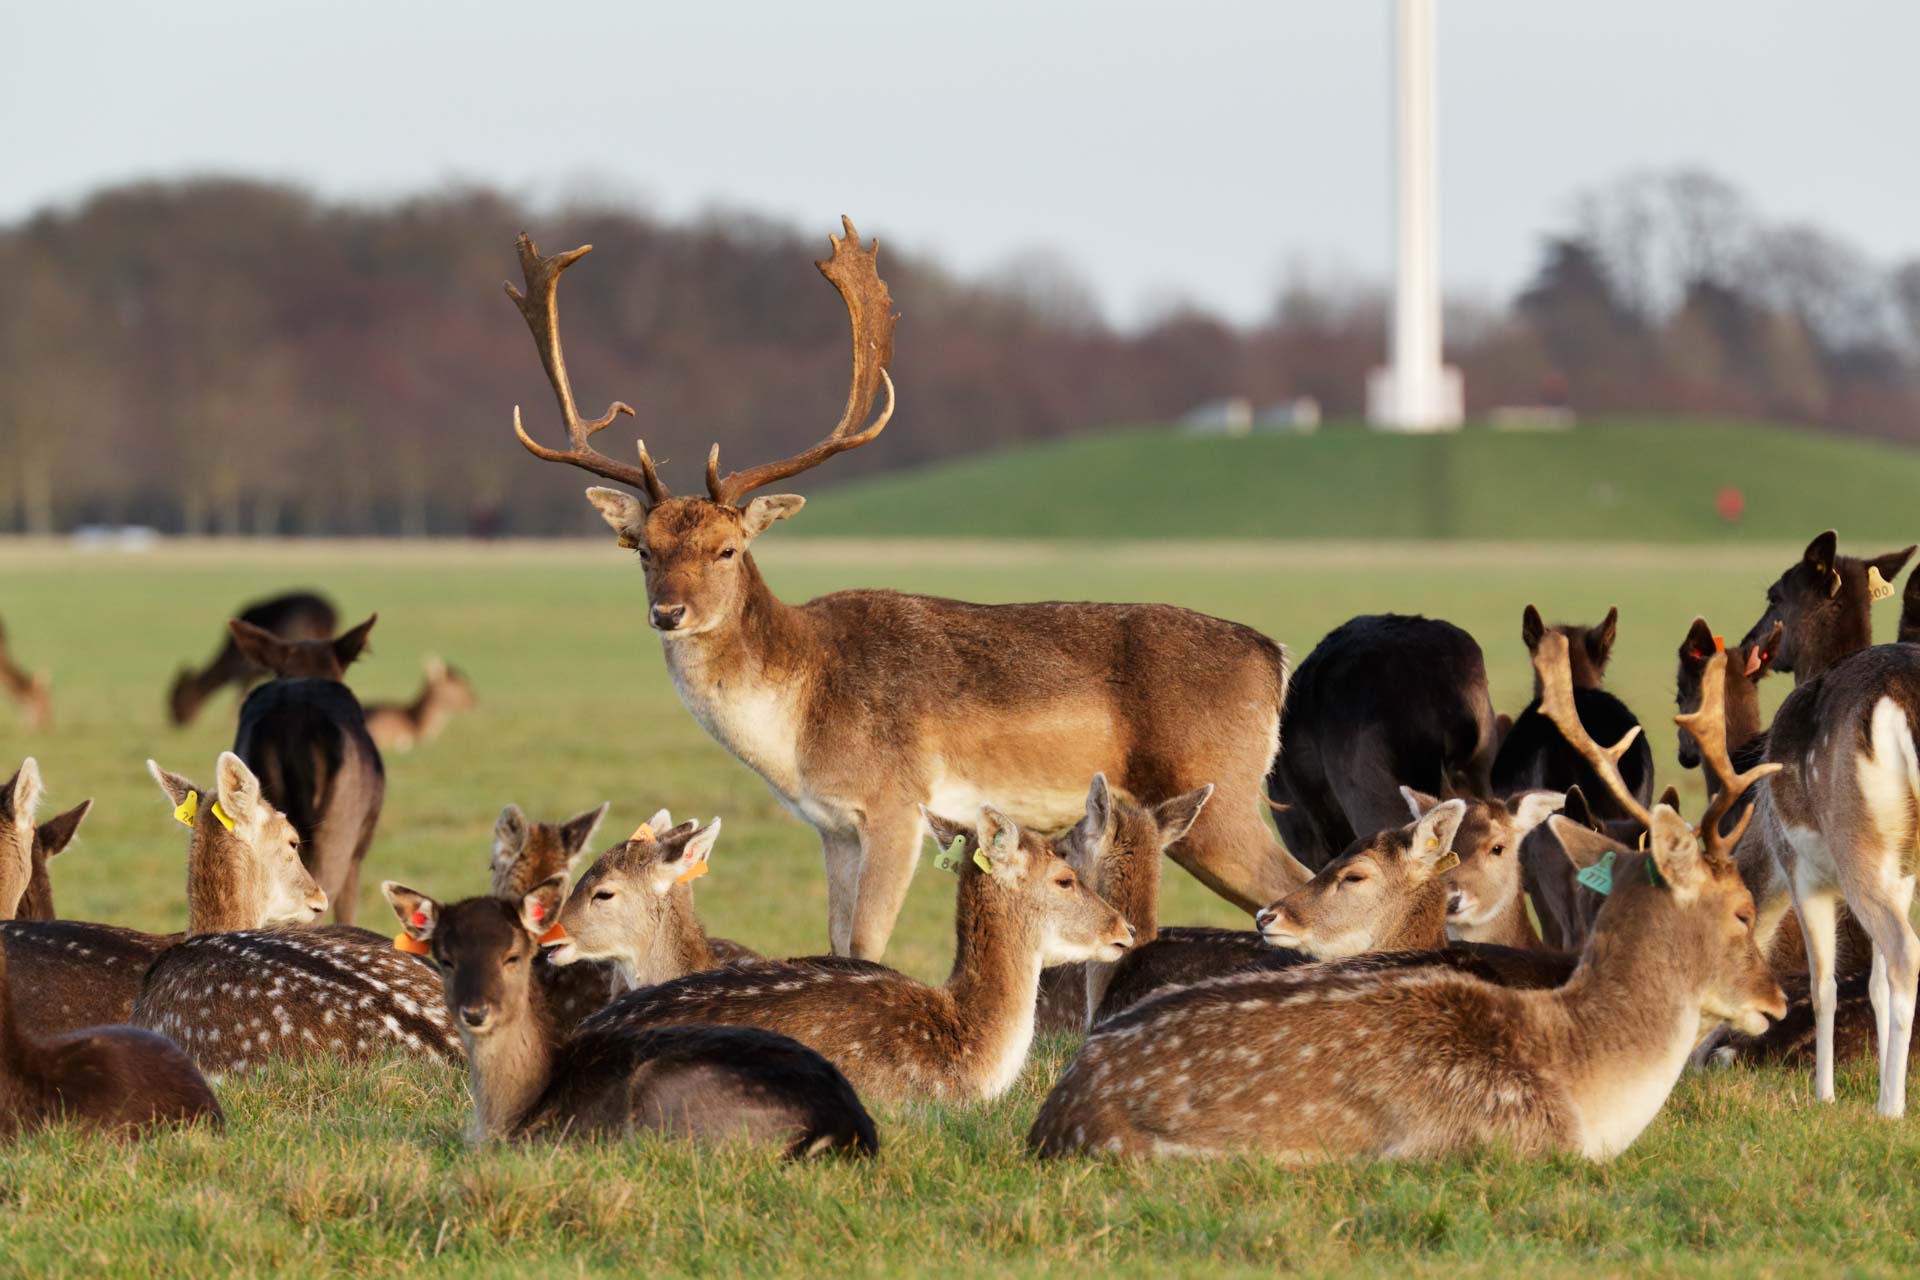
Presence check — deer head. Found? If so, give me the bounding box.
[1675,617,1777,771]
[384,876,561,1037]
[487,801,609,899]
[1398,788,1564,939]
[923,806,1133,966]
[1049,774,1213,942]
[546,814,718,980]
[423,656,477,712]
[0,759,92,921]
[1522,604,1619,694]
[148,752,328,932]
[228,615,377,681]
[1253,800,1469,958]
[1741,531,1915,678]
[505,218,896,638]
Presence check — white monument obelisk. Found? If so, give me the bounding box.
[1368,0,1463,430]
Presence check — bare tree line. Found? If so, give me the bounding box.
[1,169,1916,535]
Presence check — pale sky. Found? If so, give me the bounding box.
[4,1,1915,325]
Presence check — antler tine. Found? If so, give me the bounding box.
[1675,649,1783,862]
[1533,631,1655,829]
[706,216,899,505]
[505,233,669,504]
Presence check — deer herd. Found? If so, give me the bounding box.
[3,219,1920,1173]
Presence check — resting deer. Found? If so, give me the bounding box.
[168,590,338,726]
[1492,606,1654,823]
[0,620,51,733]
[485,801,620,1029]
[1,760,91,921]
[566,806,1131,1103]
[504,220,1303,959]
[543,814,760,994]
[1,940,222,1138]
[1265,614,1498,871]
[382,879,876,1156]
[230,613,383,925]
[364,656,477,752]
[1740,531,1915,685]
[1031,641,1787,1162]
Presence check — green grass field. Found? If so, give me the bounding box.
[3,535,1920,1277]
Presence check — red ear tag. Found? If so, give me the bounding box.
[409,910,427,928]
[530,901,545,922]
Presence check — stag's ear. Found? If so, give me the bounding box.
[1521,604,1546,652]
[585,488,645,543]
[1509,791,1565,834]
[1587,607,1619,666]
[1409,799,1467,874]
[227,618,290,672]
[34,799,92,859]
[520,873,568,937]
[333,615,377,669]
[382,881,441,943]
[1153,784,1213,848]
[740,494,805,540]
[1400,785,1442,820]
[1658,784,1682,811]
[1647,805,1707,896]
[1803,530,1838,575]
[1682,617,1716,664]
[2,759,42,823]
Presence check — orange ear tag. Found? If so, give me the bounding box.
[393,931,431,955]
[629,822,656,842]
[675,860,710,885]
[538,922,569,945]
[1712,635,1726,653]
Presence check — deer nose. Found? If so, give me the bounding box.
[650,604,687,631]
[460,1004,489,1029]
[1254,905,1279,931]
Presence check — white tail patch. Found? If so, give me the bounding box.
[1861,697,1920,866]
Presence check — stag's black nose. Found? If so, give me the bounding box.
[651,604,687,631]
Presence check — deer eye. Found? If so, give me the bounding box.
[1490,844,1505,858]
[719,547,736,560]
[1340,872,1367,885]
[635,547,651,563]
[593,890,615,902]
[1736,909,1754,929]
[1054,876,1075,890]
[504,952,522,966]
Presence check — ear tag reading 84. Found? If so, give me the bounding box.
[1576,850,1616,896]
[1869,566,1895,603]
[932,834,967,873]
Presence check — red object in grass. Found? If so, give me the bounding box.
[1716,486,1745,523]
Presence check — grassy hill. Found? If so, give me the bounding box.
[795,417,1920,542]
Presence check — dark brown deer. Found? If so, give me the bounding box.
[1031,645,1786,1161]
[1266,614,1498,871]
[487,800,621,1032]
[382,879,876,1155]
[1676,618,1778,781]
[1900,567,1920,645]
[563,806,1131,1102]
[1,941,222,1138]
[504,220,1303,958]
[1739,531,1915,684]
[0,752,329,1038]
[1492,606,1654,824]
[1,760,91,922]
[363,656,477,752]
[168,590,338,726]
[0,619,51,733]
[230,614,383,925]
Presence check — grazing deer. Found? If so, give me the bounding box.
[1266,614,1498,871]
[567,806,1131,1103]
[0,941,222,1138]
[1739,531,1915,685]
[543,814,761,994]
[363,656,477,752]
[382,879,876,1155]
[168,590,338,726]
[1492,606,1654,824]
[504,221,1303,959]
[0,620,51,733]
[229,614,383,925]
[1,760,91,921]
[1031,645,1786,1161]
[0,752,329,1038]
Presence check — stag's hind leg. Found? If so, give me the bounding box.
[1790,882,1842,1103]
[1847,872,1918,1117]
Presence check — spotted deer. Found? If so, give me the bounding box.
[1740,532,1915,685]
[1,940,222,1138]
[504,220,1302,959]
[0,619,51,733]
[168,590,338,726]
[382,879,876,1155]
[2,760,92,922]
[566,806,1130,1103]
[363,656,477,752]
[543,813,760,994]
[229,613,383,925]
[1032,652,1786,1161]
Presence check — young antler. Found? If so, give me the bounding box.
[506,234,671,504]
[1533,631,1654,829]
[1674,650,1782,862]
[703,217,898,506]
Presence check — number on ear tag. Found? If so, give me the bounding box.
[1432,850,1460,874]
[1868,566,1894,603]
[932,834,966,873]
[1576,850,1616,896]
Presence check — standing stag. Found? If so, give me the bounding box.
[1739,531,1914,684]
[168,590,338,726]
[504,219,1304,957]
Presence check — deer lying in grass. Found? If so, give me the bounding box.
[382,879,876,1155]
[1,939,222,1138]
[364,656,477,752]
[1,760,91,921]
[230,614,383,925]
[505,220,1303,959]
[0,753,328,1037]
[1031,640,1787,1162]
[1740,531,1915,685]
[487,802,620,1030]
[168,590,338,726]
[0,620,51,733]
[543,814,760,994]
[565,807,1130,1103]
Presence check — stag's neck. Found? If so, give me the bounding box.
[467,988,559,1142]
[1449,893,1541,950]
[945,875,1045,1089]
[616,894,716,992]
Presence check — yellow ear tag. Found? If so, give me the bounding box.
[1868,566,1894,603]
[174,790,198,827]
[973,849,994,874]
[1432,850,1460,874]
[629,822,655,842]
[210,801,234,832]
[393,931,431,955]
[674,860,710,885]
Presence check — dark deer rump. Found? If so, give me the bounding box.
[1,1024,223,1137]
[1492,687,1653,821]
[1267,615,1497,872]
[0,921,178,1036]
[234,678,384,918]
[517,1022,878,1157]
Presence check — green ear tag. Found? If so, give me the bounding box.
[973,848,994,874]
[1575,850,1616,896]
[932,835,966,873]
[1646,854,1666,888]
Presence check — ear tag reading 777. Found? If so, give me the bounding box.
[1576,850,1616,896]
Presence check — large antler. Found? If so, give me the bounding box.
[704,217,898,506]
[1674,649,1782,862]
[506,234,671,503]
[1533,631,1655,830]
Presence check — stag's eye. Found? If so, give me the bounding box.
[719,547,736,561]
[1340,872,1367,885]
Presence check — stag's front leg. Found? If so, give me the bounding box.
[820,826,863,957]
[848,804,926,960]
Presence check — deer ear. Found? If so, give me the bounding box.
[227,618,289,671]
[382,881,441,942]
[1587,607,1619,665]
[1647,805,1706,896]
[146,760,199,811]
[3,759,42,823]
[214,752,263,826]
[647,808,673,832]
[492,804,530,870]
[1075,774,1115,843]
[1509,791,1565,834]
[1152,783,1213,848]
[560,802,610,859]
[520,872,568,937]
[585,488,645,542]
[1409,799,1467,872]
[1658,784,1681,810]
[1521,605,1546,652]
[333,615,376,669]
[1871,545,1917,583]
[1400,785,1441,820]
[424,654,447,681]
[973,806,1027,876]
[34,799,91,858]
[1547,815,1628,872]
[1747,622,1782,677]
[1558,785,1595,829]
[654,818,721,894]
[1682,617,1715,664]
[920,807,971,855]
[1803,530,1838,575]
[740,494,805,539]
